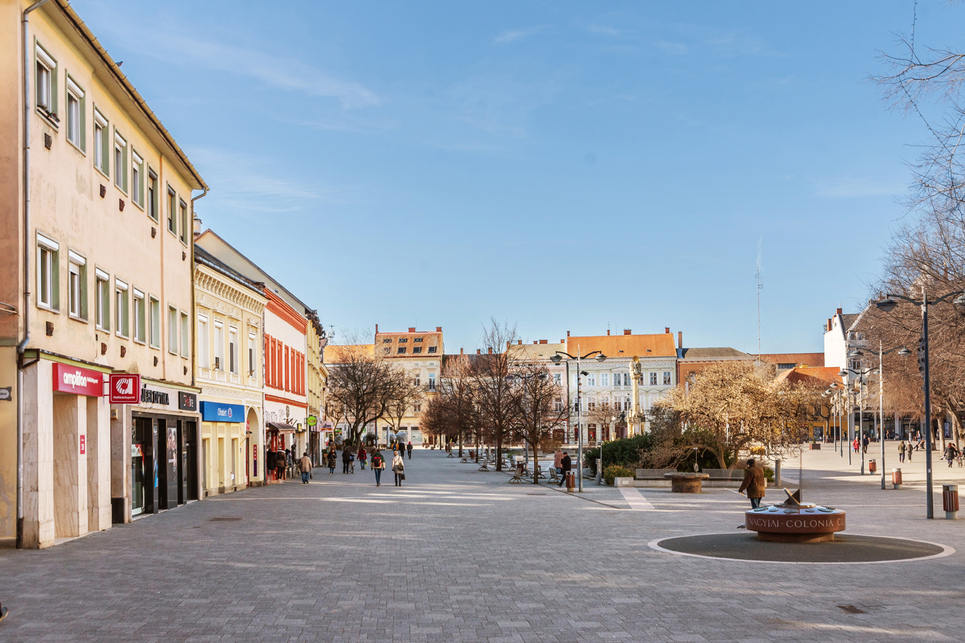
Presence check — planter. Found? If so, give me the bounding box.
[664,472,710,493]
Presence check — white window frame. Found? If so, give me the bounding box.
[180,311,190,358]
[228,326,238,374]
[166,186,177,235]
[179,199,189,244]
[248,331,257,377]
[168,306,178,354]
[149,296,161,349]
[67,249,87,321]
[131,150,144,207]
[65,76,85,151]
[95,268,110,331]
[36,233,59,311]
[198,314,210,368]
[114,279,129,338]
[147,169,158,221]
[35,44,57,120]
[132,288,146,343]
[114,131,128,193]
[93,109,109,176]
[213,321,224,370]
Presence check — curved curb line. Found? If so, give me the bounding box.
[647,532,956,565]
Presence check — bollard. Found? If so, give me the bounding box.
[596,458,603,485]
[565,470,575,492]
[869,459,877,474]
[774,459,782,487]
[892,468,902,490]
[943,484,959,520]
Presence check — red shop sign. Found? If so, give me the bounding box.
[79,435,86,455]
[52,363,104,397]
[109,374,141,404]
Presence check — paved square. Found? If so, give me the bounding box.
[1,445,963,642]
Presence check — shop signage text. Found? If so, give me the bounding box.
[109,374,141,404]
[52,363,104,397]
[200,401,245,423]
[141,386,170,406]
[79,435,86,455]
[179,392,198,411]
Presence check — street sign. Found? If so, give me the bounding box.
[109,374,141,404]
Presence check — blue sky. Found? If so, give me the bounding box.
[75,1,955,354]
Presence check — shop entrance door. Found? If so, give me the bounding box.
[184,420,199,501]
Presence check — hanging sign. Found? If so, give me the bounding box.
[52,363,104,397]
[109,374,141,404]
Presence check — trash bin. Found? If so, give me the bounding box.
[869,459,877,474]
[943,484,959,519]
[892,468,902,489]
[565,470,576,492]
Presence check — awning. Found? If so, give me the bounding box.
[267,421,297,433]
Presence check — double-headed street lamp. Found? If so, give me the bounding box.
[847,343,910,490]
[876,288,965,519]
[550,348,606,492]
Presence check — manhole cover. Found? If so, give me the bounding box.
[209,517,242,522]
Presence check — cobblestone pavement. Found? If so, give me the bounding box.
[1,444,963,642]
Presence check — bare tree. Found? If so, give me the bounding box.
[510,363,567,483]
[421,353,478,452]
[472,321,521,471]
[325,346,410,446]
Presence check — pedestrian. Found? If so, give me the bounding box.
[898,441,906,463]
[557,451,571,487]
[299,451,313,484]
[326,447,337,475]
[554,448,563,478]
[944,443,959,468]
[372,448,385,486]
[862,435,869,454]
[342,446,353,474]
[0,602,7,624]
[907,442,913,462]
[738,458,767,509]
[275,451,288,481]
[392,451,405,486]
[358,444,367,470]
[407,441,413,459]
[852,437,859,453]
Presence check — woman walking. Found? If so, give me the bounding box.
[357,444,367,470]
[326,446,337,475]
[371,448,385,486]
[392,451,405,487]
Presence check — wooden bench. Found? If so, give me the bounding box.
[634,468,676,480]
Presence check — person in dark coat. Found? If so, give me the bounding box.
[406,442,413,459]
[557,452,572,487]
[326,447,337,475]
[342,446,353,474]
[738,458,767,509]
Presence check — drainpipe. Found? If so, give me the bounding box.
[17,0,54,549]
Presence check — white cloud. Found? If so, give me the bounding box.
[493,25,550,45]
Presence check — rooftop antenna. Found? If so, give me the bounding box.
[756,238,763,359]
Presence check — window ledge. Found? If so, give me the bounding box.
[36,108,60,129]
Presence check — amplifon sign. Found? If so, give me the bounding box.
[109,374,141,404]
[52,363,104,397]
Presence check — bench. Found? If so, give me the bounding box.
[508,463,525,484]
[635,468,676,480]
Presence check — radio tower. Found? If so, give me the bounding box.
[756,251,763,359]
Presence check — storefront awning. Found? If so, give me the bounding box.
[267,421,297,432]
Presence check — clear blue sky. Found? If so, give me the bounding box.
[75,1,955,354]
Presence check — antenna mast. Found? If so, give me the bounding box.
[756,258,763,358]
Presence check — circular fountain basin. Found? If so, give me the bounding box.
[745,503,846,543]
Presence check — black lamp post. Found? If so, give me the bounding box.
[550,349,606,492]
[876,289,965,518]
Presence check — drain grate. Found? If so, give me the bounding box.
[209,517,242,522]
[838,605,866,614]
[526,493,547,496]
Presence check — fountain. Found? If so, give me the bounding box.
[744,489,846,543]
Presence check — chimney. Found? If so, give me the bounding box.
[560,339,564,344]
[517,340,522,345]
[836,308,842,315]
[488,347,493,355]
[665,327,670,334]
[460,348,464,355]
[506,341,511,349]
[436,326,442,332]
[533,341,538,344]
[678,331,682,348]
[607,329,610,336]
[623,329,631,336]
[827,319,832,332]
[375,324,379,334]
[566,330,570,337]
[476,349,481,355]
[539,339,547,345]
[408,327,416,333]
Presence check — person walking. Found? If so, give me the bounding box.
[862,435,869,454]
[557,451,571,488]
[392,451,405,486]
[407,441,413,459]
[553,449,563,478]
[944,443,959,468]
[371,449,385,486]
[342,446,353,474]
[898,441,906,463]
[326,447,337,475]
[299,451,313,484]
[357,445,367,470]
[738,458,767,509]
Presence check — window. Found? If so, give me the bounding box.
[413,403,421,413]
[587,373,596,387]
[649,372,657,386]
[600,373,609,387]
[93,110,109,175]
[198,315,209,367]
[132,289,145,343]
[553,373,561,386]
[229,327,238,374]
[149,297,161,349]
[167,187,177,235]
[168,306,179,354]
[663,371,671,386]
[248,331,257,376]
[147,170,158,221]
[114,131,128,192]
[397,347,406,354]
[624,373,631,387]
[382,338,391,343]
[131,151,144,207]
[412,346,422,354]
[180,312,189,357]
[414,337,423,343]
[95,269,109,330]
[384,347,391,354]
[398,338,407,343]
[65,76,85,150]
[413,376,421,387]
[35,44,57,120]
[36,233,59,311]
[428,374,436,391]
[777,363,796,370]
[427,346,437,353]
[67,250,87,320]
[554,398,563,412]
[588,398,596,411]
[213,321,224,368]
[179,200,188,244]
[114,279,129,338]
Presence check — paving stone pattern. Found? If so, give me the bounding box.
[1,444,963,642]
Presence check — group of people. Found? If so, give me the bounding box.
[553,449,572,487]
[320,442,411,486]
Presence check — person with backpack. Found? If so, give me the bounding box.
[392,451,405,486]
[371,449,385,486]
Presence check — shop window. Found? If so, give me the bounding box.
[93,109,109,176]
[67,250,87,320]
[36,233,59,311]
[35,43,58,123]
[149,296,161,349]
[95,269,109,330]
[114,279,129,338]
[65,75,85,151]
[132,289,146,343]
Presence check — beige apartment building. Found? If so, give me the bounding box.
[374,326,443,446]
[0,0,206,547]
[194,246,267,496]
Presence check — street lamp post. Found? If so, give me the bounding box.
[551,348,606,492]
[876,288,965,519]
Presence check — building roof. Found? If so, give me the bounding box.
[758,353,825,368]
[776,366,843,387]
[194,245,265,296]
[679,347,753,361]
[566,332,676,359]
[324,344,374,364]
[513,341,565,361]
